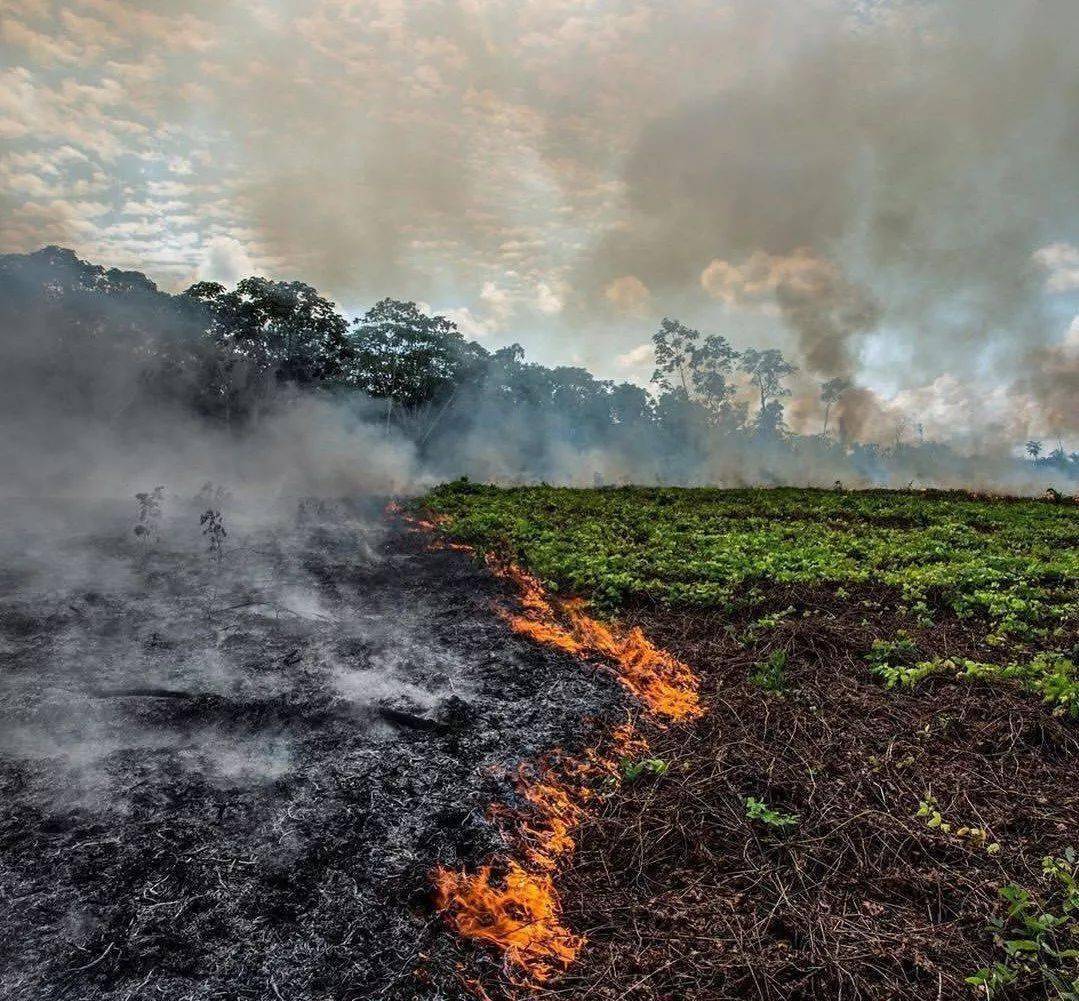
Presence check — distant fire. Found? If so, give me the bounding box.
[403,508,703,984]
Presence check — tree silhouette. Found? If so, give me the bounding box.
[819,377,850,436]
[651,319,739,420]
[348,298,484,431]
[740,348,797,415]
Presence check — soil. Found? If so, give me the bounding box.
[536,583,1079,1001]
[4,502,1075,1001]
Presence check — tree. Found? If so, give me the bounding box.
[740,348,797,415]
[894,416,909,450]
[609,382,654,428]
[752,399,787,438]
[1,246,215,423]
[348,298,483,432]
[652,318,699,396]
[691,334,740,418]
[1026,440,1043,463]
[819,377,850,436]
[652,319,739,420]
[188,277,352,385]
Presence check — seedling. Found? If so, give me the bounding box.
[745,796,798,830]
[749,649,788,693]
[133,486,164,543]
[915,796,1000,854]
[620,758,669,782]
[200,509,227,562]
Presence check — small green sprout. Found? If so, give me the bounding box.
[745,796,798,830]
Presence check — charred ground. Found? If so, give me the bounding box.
[422,484,1079,1001]
[0,497,627,1000]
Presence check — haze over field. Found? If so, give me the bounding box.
[1,0,1076,449]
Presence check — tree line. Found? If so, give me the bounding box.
[2,246,1074,487]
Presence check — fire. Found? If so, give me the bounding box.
[400,508,703,985]
[433,862,583,981]
[490,561,701,722]
[435,731,642,983]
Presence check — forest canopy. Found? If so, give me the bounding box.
[2,246,1075,491]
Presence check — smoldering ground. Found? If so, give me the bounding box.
[0,492,635,1000]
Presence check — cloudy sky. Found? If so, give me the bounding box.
[1,0,1076,443]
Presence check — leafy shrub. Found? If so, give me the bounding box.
[620,758,669,781]
[420,484,1078,638]
[200,509,227,562]
[879,654,1079,716]
[749,649,788,692]
[968,848,1079,999]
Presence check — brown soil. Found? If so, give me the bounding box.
[525,584,1079,1001]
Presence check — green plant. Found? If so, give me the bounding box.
[879,654,1079,717]
[967,848,1079,998]
[745,796,798,830]
[915,796,1000,854]
[419,484,1078,638]
[742,606,795,642]
[749,649,788,692]
[620,758,669,781]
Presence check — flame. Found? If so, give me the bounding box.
[490,561,701,722]
[401,510,703,986]
[433,862,583,981]
[435,728,643,983]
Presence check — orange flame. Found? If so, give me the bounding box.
[433,862,583,981]
[490,561,701,722]
[403,511,702,986]
[435,727,644,983]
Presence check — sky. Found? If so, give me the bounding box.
[1,0,1077,445]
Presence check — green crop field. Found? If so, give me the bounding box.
[420,482,1079,1000]
[424,482,1078,644]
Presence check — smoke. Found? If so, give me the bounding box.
[0,249,417,504]
[573,0,1078,434]
[701,249,880,380]
[1009,320,1079,439]
[3,0,1074,433]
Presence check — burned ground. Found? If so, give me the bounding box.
[3,485,1076,1001]
[0,500,626,1000]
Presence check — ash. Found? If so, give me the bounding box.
[0,498,624,1000]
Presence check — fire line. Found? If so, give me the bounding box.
[400,507,703,984]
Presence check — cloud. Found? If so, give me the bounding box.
[534,281,563,315]
[1035,243,1079,293]
[616,342,653,369]
[195,235,257,286]
[604,275,650,315]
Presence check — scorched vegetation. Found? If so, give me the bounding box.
[421,483,1079,1000]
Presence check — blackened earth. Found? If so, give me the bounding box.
[0,500,625,1000]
